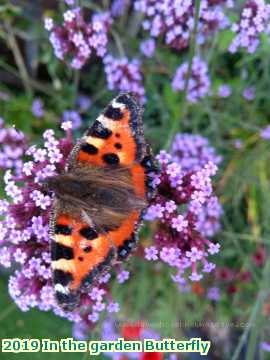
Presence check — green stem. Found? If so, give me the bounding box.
[4,20,33,96]
[231,259,270,360]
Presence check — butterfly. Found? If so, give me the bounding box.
[44,92,157,311]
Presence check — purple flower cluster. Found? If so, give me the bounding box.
[171,134,223,237]
[171,133,222,173]
[134,0,232,50]
[0,119,26,173]
[229,0,270,54]
[0,125,119,323]
[45,8,111,69]
[104,55,146,103]
[172,57,210,103]
[144,135,222,284]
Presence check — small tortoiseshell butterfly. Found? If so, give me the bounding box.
[44,93,157,310]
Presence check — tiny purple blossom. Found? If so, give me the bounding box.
[145,246,159,261]
[117,270,130,284]
[207,287,220,301]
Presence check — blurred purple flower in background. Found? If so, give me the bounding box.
[134,0,232,50]
[171,133,222,173]
[62,110,82,130]
[218,84,231,98]
[260,125,270,140]
[32,98,44,118]
[229,0,270,54]
[111,0,130,17]
[45,8,111,69]
[207,286,220,301]
[140,38,156,58]
[172,57,211,103]
[242,86,255,101]
[104,55,146,103]
[0,119,26,173]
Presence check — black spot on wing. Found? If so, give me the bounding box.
[81,143,98,155]
[102,153,120,165]
[104,105,123,120]
[117,234,137,260]
[53,269,73,286]
[114,142,122,149]
[79,227,98,240]
[55,224,72,235]
[51,242,74,260]
[87,121,112,139]
[141,155,158,173]
[83,246,92,253]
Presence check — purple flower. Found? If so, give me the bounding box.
[144,133,222,284]
[77,95,91,112]
[45,8,111,69]
[261,342,270,352]
[140,39,156,57]
[218,84,231,98]
[62,110,82,130]
[134,0,231,50]
[32,98,44,118]
[65,0,75,5]
[229,0,270,54]
[171,133,222,173]
[172,57,211,103]
[145,246,159,260]
[111,0,130,17]
[104,55,146,103]
[117,270,130,284]
[107,302,120,313]
[0,122,26,173]
[242,86,255,101]
[260,125,270,140]
[207,286,220,301]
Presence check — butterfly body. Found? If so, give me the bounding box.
[45,93,157,311]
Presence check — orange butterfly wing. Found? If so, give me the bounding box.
[50,93,157,310]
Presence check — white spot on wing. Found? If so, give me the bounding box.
[55,283,69,294]
[112,99,125,109]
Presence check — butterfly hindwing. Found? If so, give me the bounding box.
[51,212,115,310]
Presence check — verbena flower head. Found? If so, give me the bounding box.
[172,57,210,103]
[260,125,270,140]
[0,120,26,173]
[0,125,121,323]
[242,86,255,101]
[134,0,232,50]
[218,84,231,98]
[229,0,270,54]
[104,55,146,103]
[45,8,111,69]
[32,98,44,118]
[144,134,222,285]
[171,133,222,173]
